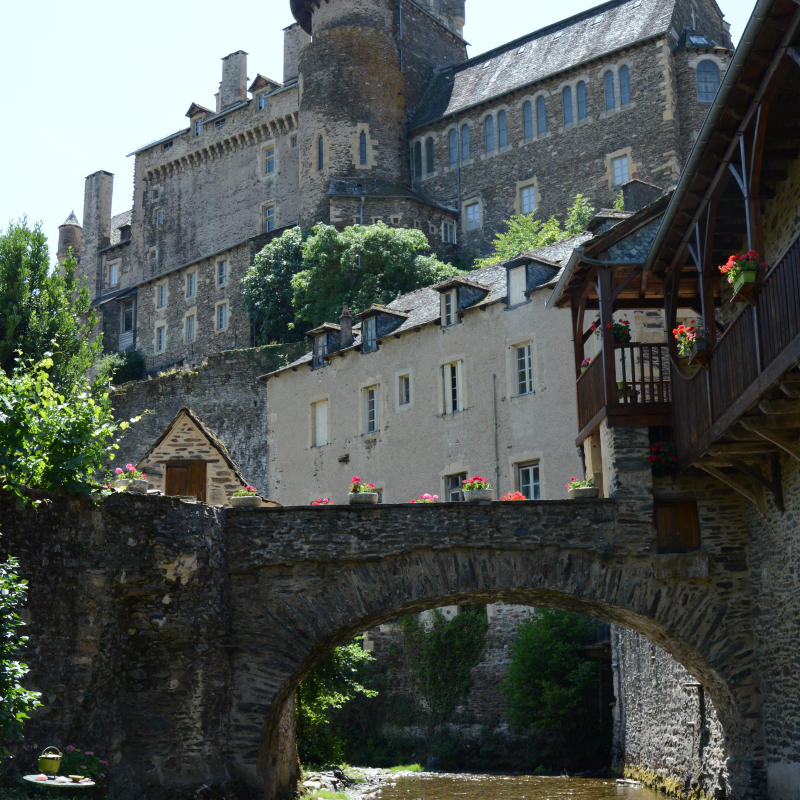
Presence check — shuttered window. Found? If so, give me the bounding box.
[314,400,328,447]
[509,266,526,305]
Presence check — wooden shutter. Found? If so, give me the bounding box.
[315,401,328,447]
[509,266,526,305]
[165,460,207,502]
[655,500,700,552]
[455,360,463,411]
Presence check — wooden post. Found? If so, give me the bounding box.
[598,268,617,408]
[573,296,587,375]
[748,101,768,259]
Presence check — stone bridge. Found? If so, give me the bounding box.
[0,430,764,799]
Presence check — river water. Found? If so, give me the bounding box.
[362,774,656,800]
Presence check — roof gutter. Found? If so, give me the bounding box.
[642,0,778,273]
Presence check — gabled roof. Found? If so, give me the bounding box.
[328,177,457,214]
[431,274,491,293]
[136,407,248,485]
[411,0,678,128]
[185,102,213,118]
[249,74,282,93]
[355,304,409,320]
[109,210,133,246]
[60,211,81,228]
[306,322,341,336]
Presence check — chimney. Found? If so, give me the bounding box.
[81,171,113,300]
[283,24,310,83]
[219,51,248,110]
[340,305,354,348]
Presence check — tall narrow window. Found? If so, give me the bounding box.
[442,221,456,244]
[217,302,228,331]
[577,81,588,120]
[517,343,533,395]
[523,101,533,139]
[604,71,615,111]
[414,141,422,177]
[317,136,324,170]
[520,185,536,215]
[363,316,377,352]
[360,131,367,165]
[536,97,547,135]
[485,116,494,152]
[443,361,463,414]
[122,300,134,333]
[157,283,166,308]
[365,387,378,434]
[446,473,467,501]
[620,66,631,106]
[314,400,328,447]
[265,149,275,174]
[449,129,458,164]
[313,334,327,368]
[498,110,507,147]
[186,271,196,298]
[109,263,119,287]
[194,120,203,137]
[465,202,480,231]
[399,374,411,406]
[217,260,228,287]
[156,325,165,353]
[518,463,540,500]
[563,86,573,125]
[258,93,268,110]
[509,266,527,305]
[612,155,629,186]
[696,60,720,102]
[426,137,434,173]
[264,205,275,233]
[156,210,163,226]
[441,289,457,325]
[186,314,195,342]
[461,125,470,161]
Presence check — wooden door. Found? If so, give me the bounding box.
[655,499,700,552]
[165,460,207,502]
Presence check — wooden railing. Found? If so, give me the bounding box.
[577,353,605,432]
[673,233,800,464]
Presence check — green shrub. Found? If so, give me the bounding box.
[110,350,146,385]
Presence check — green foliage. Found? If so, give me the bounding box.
[388,763,423,772]
[297,638,377,766]
[399,605,488,725]
[0,547,42,770]
[60,746,109,783]
[108,350,146,385]
[502,609,610,768]
[565,193,595,235]
[0,219,101,393]
[0,354,130,498]
[614,191,626,211]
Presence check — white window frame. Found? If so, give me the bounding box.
[121,299,135,334]
[441,289,457,326]
[465,202,480,231]
[364,385,379,435]
[216,301,229,332]
[445,472,467,502]
[108,262,119,288]
[156,209,163,227]
[217,260,228,287]
[264,148,275,175]
[194,120,203,137]
[612,155,629,186]
[258,93,268,111]
[442,220,456,244]
[186,269,197,299]
[155,324,166,353]
[518,462,540,500]
[508,266,527,306]
[521,185,536,215]
[399,374,411,406]
[156,282,167,309]
[263,204,276,233]
[516,342,534,395]
[363,316,377,352]
[442,360,463,414]
[313,399,328,447]
[185,312,196,343]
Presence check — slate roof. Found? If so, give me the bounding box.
[109,210,133,246]
[61,211,81,228]
[411,0,676,128]
[328,177,457,213]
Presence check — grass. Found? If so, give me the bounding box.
[388,763,424,773]
[316,792,348,800]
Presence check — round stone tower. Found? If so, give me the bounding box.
[291,0,409,226]
[57,211,82,263]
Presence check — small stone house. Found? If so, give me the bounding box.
[136,408,251,506]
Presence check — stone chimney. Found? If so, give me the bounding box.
[219,51,248,110]
[81,171,113,299]
[340,305,354,348]
[283,24,310,83]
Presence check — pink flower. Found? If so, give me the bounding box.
[115,467,123,475]
[433,495,439,499]
[66,746,76,753]
[80,765,87,770]
[141,474,147,480]
[126,464,135,471]
[352,476,361,484]
[99,760,108,766]
[99,774,106,779]
[84,752,94,756]
[410,499,416,503]
[245,485,256,492]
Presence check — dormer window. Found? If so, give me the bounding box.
[163,141,173,152]
[363,316,377,352]
[258,93,268,111]
[441,289,457,326]
[194,120,203,137]
[313,334,327,368]
[509,266,527,305]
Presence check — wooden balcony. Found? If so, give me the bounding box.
[576,342,672,444]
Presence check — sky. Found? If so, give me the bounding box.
[0,0,757,263]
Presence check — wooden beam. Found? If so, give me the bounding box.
[611,267,643,304]
[780,381,800,398]
[597,269,617,408]
[758,397,800,414]
[708,442,778,455]
[787,46,800,69]
[698,464,765,515]
[739,420,800,462]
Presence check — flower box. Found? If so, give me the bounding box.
[113,478,130,491]
[688,339,710,366]
[349,492,379,505]
[733,268,760,293]
[126,479,149,494]
[568,486,600,500]
[463,488,494,502]
[230,495,262,508]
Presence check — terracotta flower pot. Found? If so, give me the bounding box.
[349,492,379,505]
[568,486,600,499]
[230,495,262,508]
[463,488,493,502]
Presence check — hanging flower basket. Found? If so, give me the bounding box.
[719,251,768,303]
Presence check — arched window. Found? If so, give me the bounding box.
[426,137,434,173]
[449,129,458,164]
[563,86,573,125]
[414,141,422,177]
[696,60,720,102]
[577,81,588,120]
[317,136,324,170]
[360,131,367,165]
[620,66,631,106]
[604,71,615,111]
[523,101,533,139]
[498,110,508,148]
[485,116,494,152]
[461,125,470,161]
[536,96,547,135]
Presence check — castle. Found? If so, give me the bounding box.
[58,0,732,372]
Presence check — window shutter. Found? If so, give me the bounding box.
[315,401,328,447]
[455,360,463,411]
[443,366,452,415]
[509,267,526,305]
[526,344,533,393]
[440,292,447,325]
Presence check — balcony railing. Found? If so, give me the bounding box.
[673,233,800,467]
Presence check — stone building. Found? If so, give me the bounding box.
[59,0,732,372]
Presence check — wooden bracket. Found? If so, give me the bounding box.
[698,464,766,515]
[739,419,800,462]
[611,266,643,304]
[720,456,784,513]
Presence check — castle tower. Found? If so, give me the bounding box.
[57,211,82,264]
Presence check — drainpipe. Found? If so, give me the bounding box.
[359,194,365,269]
[452,113,461,214]
[492,374,500,494]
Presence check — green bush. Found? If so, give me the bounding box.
[110,350,146,385]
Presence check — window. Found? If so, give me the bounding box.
[516,343,533,395]
[509,266,527,305]
[313,400,328,447]
[194,120,203,137]
[442,220,456,244]
[313,334,327,368]
[443,361,463,414]
[157,283,166,308]
[292,136,298,147]
[109,263,119,287]
[655,500,701,552]
[518,463,540,500]
[217,302,228,331]
[318,136,324,170]
[156,325,166,353]
[361,131,368,166]
[153,190,160,200]
[536,97,547,135]
[186,313,196,342]
[446,473,467,501]
[258,93,268,111]
[563,86,573,125]
[156,210,163,227]
[612,155,629,186]
[265,149,275,174]
[414,141,422,176]
[620,66,631,106]
[365,386,378,434]
[461,125,470,161]
[604,71,615,111]
[363,316,377,352]
[186,271,197,298]
[122,300,134,333]
[217,260,228,286]
[465,202,480,231]
[520,184,536,215]
[577,81,588,120]
[449,129,458,164]
[696,60,720,103]
[485,116,494,152]
[498,110,508,147]
[425,137,434,173]
[263,205,275,233]
[399,374,410,406]
[163,141,173,151]
[214,118,226,129]
[441,289,457,325]
[523,101,533,139]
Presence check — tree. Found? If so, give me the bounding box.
[565,193,595,235]
[296,639,376,765]
[0,220,101,393]
[502,609,609,769]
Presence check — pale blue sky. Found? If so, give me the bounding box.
[0,0,756,262]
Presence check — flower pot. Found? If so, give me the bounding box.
[677,356,700,378]
[688,339,710,366]
[230,495,262,508]
[349,492,379,505]
[463,488,494,502]
[568,486,600,500]
[114,478,130,491]
[580,366,588,374]
[733,269,759,293]
[127,479,150,494]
